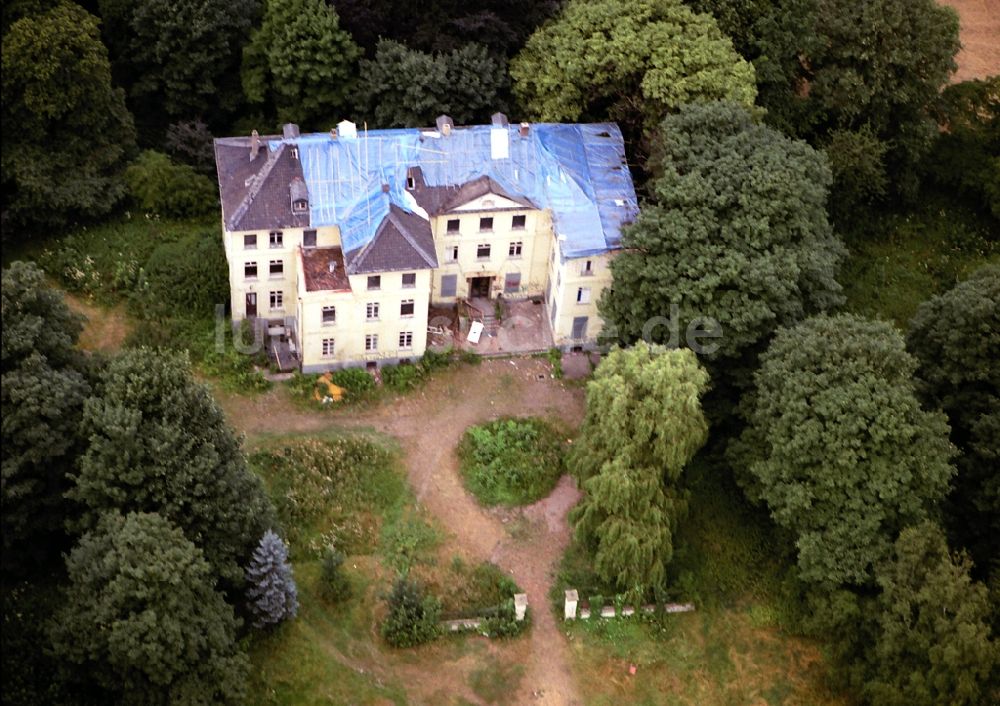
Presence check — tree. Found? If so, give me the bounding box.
[735,314,956,586]
[510,0,756,138]
[357,40,508,128]
[332,0,561,57]
[242,0,360,128]
[2,2,135,233]
[105,0,259,124]
[68,348,274,585]
[907,265,1000,578]
[570,343,710,596]
[164,119,216,174]
[245,530,299,628]
[821,125,889,226]
[864,522,999,706]
[600,102,845,376]
[752,0,959,199]
[50,511,249,704]
[320,546,351,601]
[125,150,218,218]
[381,576,441,648]
[1,262,91,573]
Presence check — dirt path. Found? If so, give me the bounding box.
[941,0,1000,83]
[221,358,587,705]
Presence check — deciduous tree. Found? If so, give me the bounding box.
[242,0,360,128]
[357,40,507,128]
[50,511,249,704]
[510,0,755,137]
[1,261,90,573]
[735,314,956,586]
[600,102,844,375]
[1,2,135,233]
[570,343,709,596]
[907,265,1000,578]
[68,348,274,585]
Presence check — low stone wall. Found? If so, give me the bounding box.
[563,589,694,620]
[440,592,528,633]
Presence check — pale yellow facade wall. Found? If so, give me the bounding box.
[297,269,431,372]
[225,225,341,321]
[429,209,553,302]
[547,247,615,347]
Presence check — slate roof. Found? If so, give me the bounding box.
[344,204,438,274]
[214,137,310,232]
[408,169,537,215]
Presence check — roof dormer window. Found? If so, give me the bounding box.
[292,199,308,213]
[406,176,415,189]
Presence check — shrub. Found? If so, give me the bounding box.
[381,577,441,648]
[131,229,228,318]
[330,368,376,400]
[381,362,425,392]
[420,347,453,372]
[319,546,351,602]
[458,417,566,506]
[125,150,219,218]
[547,347,563,378]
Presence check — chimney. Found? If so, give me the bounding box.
[519,122,530,138]
[250,130,260,160]
[282,123,300,139]
[436,114,454,137]
[330,127,338,139]
[381,183,390,193]
[491,112,509,127]
[337,119,357,139]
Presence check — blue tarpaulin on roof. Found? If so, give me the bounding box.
[271,122,637,258]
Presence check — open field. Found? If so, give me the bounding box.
[941,0,1000,82]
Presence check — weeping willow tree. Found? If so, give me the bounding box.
[570,343,710,598]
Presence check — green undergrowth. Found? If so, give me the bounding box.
[840,191,998,329]
[458,417,567,506]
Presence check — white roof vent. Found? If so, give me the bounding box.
[490,127,509,160]
[328,260,337,274]
[337,120,357,139]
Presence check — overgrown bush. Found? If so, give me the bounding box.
[131,230,229,318]
[458,417,566,506]
[319,546,351,602]
[547,347,563,378]
[381,362,425,391]
[331,368,376,399]
[381,577,441,648]
[125,150,219,218]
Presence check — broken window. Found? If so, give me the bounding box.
[447,218,460,234]
[244,261,258,279]
[512,214,526,230]
[322,306,336,324]
[477,243,491,259]
[479,217,493,232]
[447,246,459,262]
[402,272,416,288]
[367,275,381,290]
[400,299,414,317]
[244,234,257,249]
[576,287,591,304]
[269,260,283,277]
[303,229,317,247]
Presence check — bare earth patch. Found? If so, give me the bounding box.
[941,0,1000,82]
[62,292,132,353]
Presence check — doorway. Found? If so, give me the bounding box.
[246,292,257,317]
[469,276,492,298]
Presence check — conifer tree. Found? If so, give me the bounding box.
[245,530,299,628]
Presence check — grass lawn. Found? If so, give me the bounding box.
[555,454,847,706]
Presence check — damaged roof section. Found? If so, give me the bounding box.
[214,137,310,232]
[300,246,350,292]
[345,204,438,274]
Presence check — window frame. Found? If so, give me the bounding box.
[446,218,461,234]
[479,216,493,232]
[401,272,416,288]
[244,261,258,280]
[508,241,523,258]
[321,338,335,356]
[269,290,283,309]
[511,214,526,230]
[269,259,283,278]
[366,302,380,321]
[446,245,459,262]
[244,234,257,250]
[303,229,317,247]
[365,334,379,352]
[321,305,336,325]
[398,331,413,349]
[576,287,591,304]
[400,299,415,318]
[440,274,458,297]
[476,243,491,260]
[504,272,521,294]
[367,275,381,291]
[269,231,283,248]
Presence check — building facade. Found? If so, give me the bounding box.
[213,115,637,371]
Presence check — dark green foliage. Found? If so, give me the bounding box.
[570,344,710,598]
[242,0,360,128]
[132,229,229,318]
[735,314,956,587]
[50,511,249,704]
[111,0,260,121]
[245,530,299,629]
[381,362,425,392]
[68,348,275,585]
[2,1,135,233]
[319,546,351,602]
[164,119,216,174]
[357,40,508,128]
[924,78,1000,220]
[1,261,90,573]
[751,0,960,200]
[458,417,565,506]
[2,581,74,705]
[864,522,999,706]
[907,265,1000,577]
[125,151,218,218]
[822,125,889,226]
[332,0,560,57]
[331,367,376,399]
[380,576,441,648]
[511,0,755,137]
[601,102,844,376]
